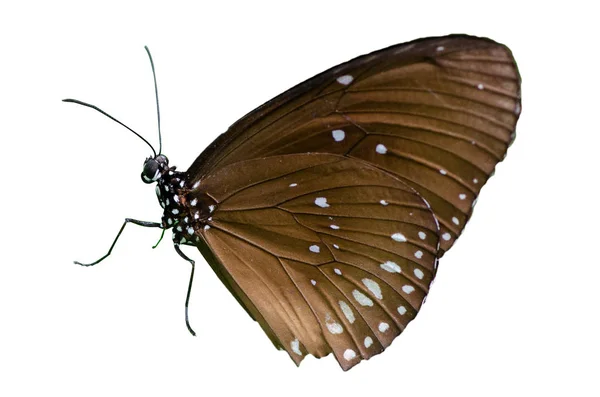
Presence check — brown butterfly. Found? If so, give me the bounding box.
[66,34,521,371]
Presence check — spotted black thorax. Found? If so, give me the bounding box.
[141,155,216,246]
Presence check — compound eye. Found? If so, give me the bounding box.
[141,158,161,183]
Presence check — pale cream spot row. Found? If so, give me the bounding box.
[380,261,401,273]
[339,301,356,324]
[291,339,302,356]
[332,129,345,142]
[352,290,374,306]
[336,75,354,85]
[362,278,382,299]
[391,232,407,242]
[315,197,330,208]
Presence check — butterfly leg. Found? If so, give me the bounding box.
[174,244,196,337]
[74,218,162,266]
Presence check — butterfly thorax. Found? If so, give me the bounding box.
[141,154,215,246]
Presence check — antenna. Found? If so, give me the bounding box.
[63,98,157,157]
[144,46,162,155]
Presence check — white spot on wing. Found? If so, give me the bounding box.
[187,227,194,235]
[391,233,407,242]
[414,250,423,259]
[336,75,354,85]
[378,322,390,332]
[362,278,382,299]
[436,46,445,52]
[289,183,298,187]
[334,268,342,275]
[414,268,424,279]
[380,261,401,273]
[330,224,340,230]
[315,197,330,208]
[352,290,373,306]
[204,225,210,231]
[190,198,198,206]
[397,305,407,315]
[333,244,340,249]
[364,336,373,348]
[172,209,179,215]
[310,279,317,286]
[309,245,320,253]
[459,193,467,200]
[452,217,460,225]
[339,301,355,324]
[325,314,344,334]
[442,232,451,241]
[477,83,484,90]
[332,129,345,142]
[440,169,447,175]
[473,178,479,184]
[418,231,426,240]
[380,199,389,206]
[402,285,415,294]
[375,144,388,154]
[291,339,302,356]
[343,349,356,361]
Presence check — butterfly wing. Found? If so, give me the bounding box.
[188,35,521,255]
[189,154,440,370]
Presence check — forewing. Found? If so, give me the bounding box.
[188,35,521,255]
[191,154,440,370]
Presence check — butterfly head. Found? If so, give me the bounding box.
[141,154,169,184]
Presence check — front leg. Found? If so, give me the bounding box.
[74,218,162,266]
[174,244,196,337]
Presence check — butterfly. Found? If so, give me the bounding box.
[66,34,521,370]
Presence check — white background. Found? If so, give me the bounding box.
[1,1,598,396]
